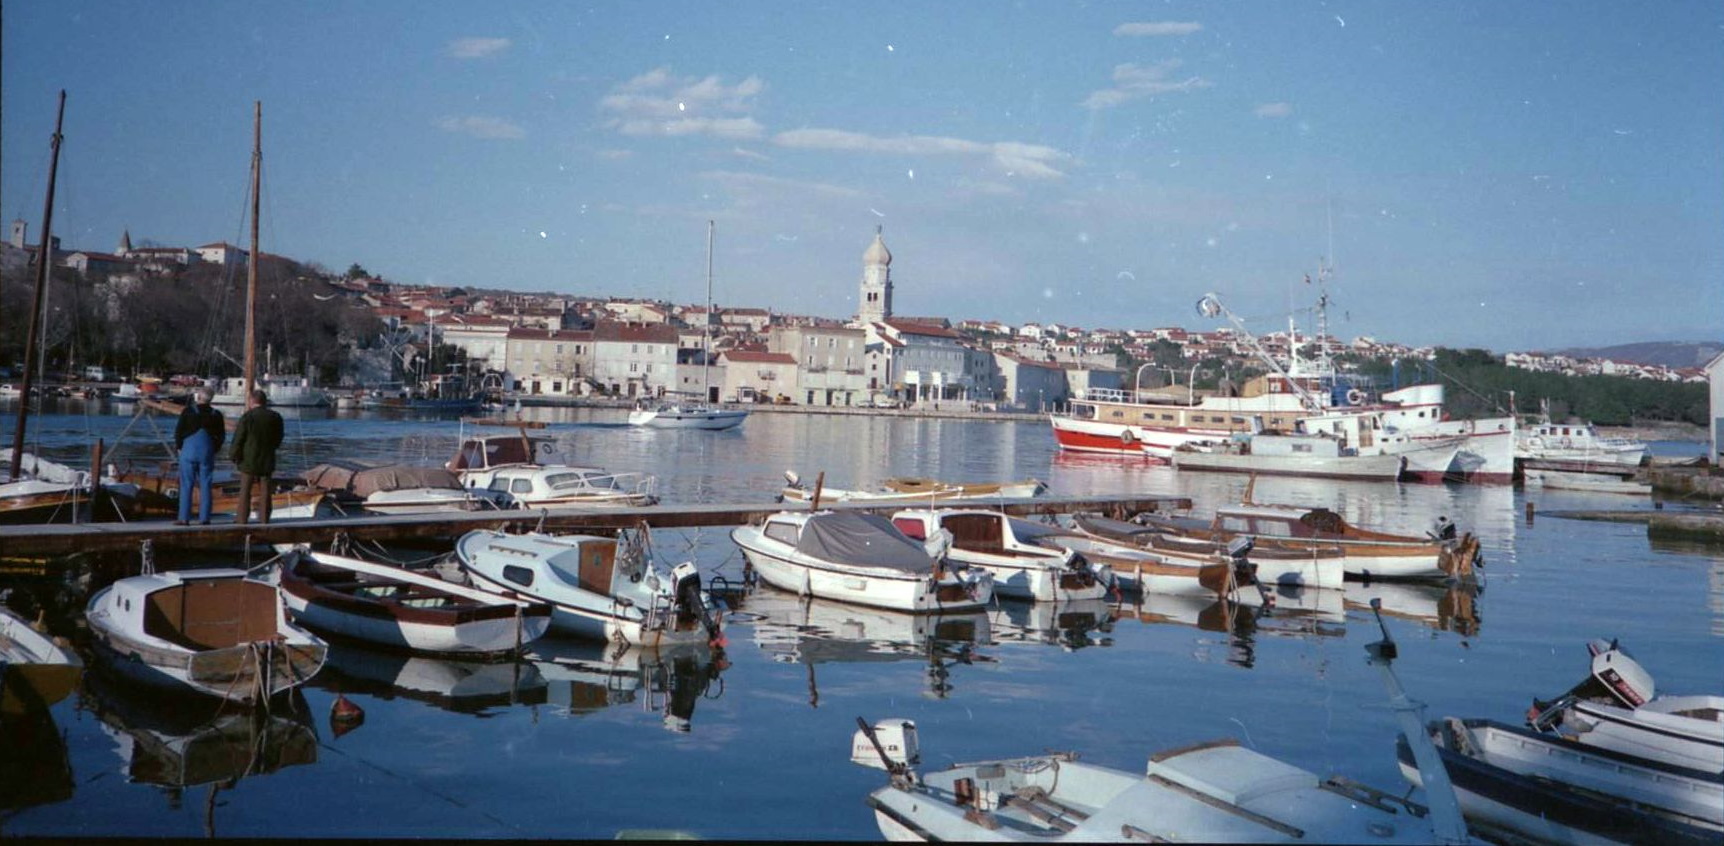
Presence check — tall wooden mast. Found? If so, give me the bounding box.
[9,90,66,481]
[243,101,261,400]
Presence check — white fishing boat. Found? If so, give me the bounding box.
[1529,639,1723,774]
[630,221,748,432]
[1400,717,1721,844]
[455,529,722,648]
[731,510,995,613]
[1071,513,1347,591]
[0,606,83,714]
[275,548,553,656]
[1294,409,1468,482]
[208,373,329,407]
[780,471,1046,505]
[1516,405,1647,469]
[85,569,327,704]
[1171,432,1408,481]
[853,606,1473,843]
[889,509,1114,602]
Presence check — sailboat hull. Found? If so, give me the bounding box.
[629,408,747,430]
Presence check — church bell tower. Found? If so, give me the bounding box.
[857,226,893,325]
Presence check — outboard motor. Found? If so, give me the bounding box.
[1529,638,1656,731]
[670,561,723,644]
[1227,537,1273,608]
[851,718,920,773]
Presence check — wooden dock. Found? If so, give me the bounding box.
[0,494,1191,558]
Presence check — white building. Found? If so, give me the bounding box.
[1707,351,1724,464]
[719,350,798,404]
[769,324,868,406]
[441,318,513,373]
[195,241,247,271]
[855,228,893,326]
[592,321,678,398]
[503,327,593,396]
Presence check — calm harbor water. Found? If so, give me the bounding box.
[3,401,1722,839]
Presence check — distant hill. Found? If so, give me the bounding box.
[1552,341,1723,369]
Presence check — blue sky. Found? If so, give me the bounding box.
[3,2,1720,352]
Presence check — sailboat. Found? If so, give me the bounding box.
[627,221,748,431]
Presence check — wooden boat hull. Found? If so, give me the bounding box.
[1073,515,1348,590]
[731,526,993,613]
[782,479,1044,505]
[279,564,551,656]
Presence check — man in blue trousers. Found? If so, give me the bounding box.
[173,388,226,525]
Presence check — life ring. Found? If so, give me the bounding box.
[1119,429,1138,447]
[1345,388,1365,405]
[1560,436,1573,448]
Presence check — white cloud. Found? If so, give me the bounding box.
[1082,60,1211,110]
[600,68,766,139]
[730,147,771,162]
[435,115,525,139]
[1254,102,1293,118]
[773,128,1069,179]
[447,37,511,59]
[701,169,868,199]
[1113,21,1203,37]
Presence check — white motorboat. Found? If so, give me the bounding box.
[853,608,1472,843]
[780,471,1046,505]
[1170,432,1408,481]
[1207,502,1480,582]
[447,431,658,507]
[275,548,553,656]
[1294,409,1467,482]
[731,510,995,613]
[628,402,748,431]
[889,509,1114,602]
[455,529,722,648]
[1071,513,1347,591]
[1400,717,1721,844]
[85,569,327,704]
[1529,639,1723,774]
[0,606,83,714]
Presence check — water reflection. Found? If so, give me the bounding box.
[0,699,73,812]
[311,641,548,716]
[82,669,317,836]
[1111,587,1344,669]
[734,586,990,702]
[525,639,727,732]
[988,598,1113,650]
[1345,581,1483,637]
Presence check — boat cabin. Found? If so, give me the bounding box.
[481,465,654,506]
[447,433,552,473]
[106,570,282,650]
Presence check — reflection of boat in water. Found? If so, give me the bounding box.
[85,665,318,789]
[1,604,83,714]
[988,598,1112,650]
[734,585,989,702]
[526,639,727,732]
[1111,589,1344,669]
[312,640,547,714]
[0,693,73,811]
[1345,581,1481,637]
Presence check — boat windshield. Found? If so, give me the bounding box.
[545,472,614,491]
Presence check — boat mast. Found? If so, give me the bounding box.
[702,219,714,404]
[9,90,66,482]
[242,101,261,400]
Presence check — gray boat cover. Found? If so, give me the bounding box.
[794,512,935,572]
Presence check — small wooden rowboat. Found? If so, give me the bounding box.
[1,606,83,714]
[86,569,326,704]
[780,471,1045,504]
[277,548,552,656]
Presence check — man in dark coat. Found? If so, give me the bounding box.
[231,388,284,524]
[172,388,225,525]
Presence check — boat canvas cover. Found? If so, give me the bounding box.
[304,461,463,495]
[795,513,934,572]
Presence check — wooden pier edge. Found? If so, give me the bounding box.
[0,494,1192,559]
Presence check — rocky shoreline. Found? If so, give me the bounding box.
[1598,421,1709,443]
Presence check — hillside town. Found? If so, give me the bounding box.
[0,220,1710,411]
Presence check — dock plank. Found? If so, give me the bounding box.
[0,495,1190,558]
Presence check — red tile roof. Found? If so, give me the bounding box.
[721,350,797,365]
